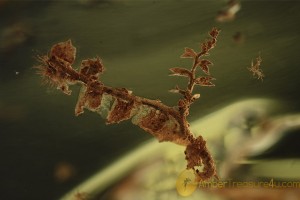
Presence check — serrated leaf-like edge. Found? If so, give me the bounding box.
[169,67,192,78]
[79,57,105,80]
[180,47,197,59]
[194,76,216,86]
[50,40,76,64]
[209,27,220,38]
[196,59,213,75]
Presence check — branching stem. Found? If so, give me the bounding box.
[35,27,220,182]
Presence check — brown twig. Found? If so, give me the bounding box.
[35,27,220,182]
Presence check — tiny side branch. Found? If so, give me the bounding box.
[35,27,220,182]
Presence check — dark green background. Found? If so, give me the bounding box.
[0,1,299,199]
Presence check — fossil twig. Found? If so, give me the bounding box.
[35,27,220,182]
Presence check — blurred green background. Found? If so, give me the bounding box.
[0,0,300,200]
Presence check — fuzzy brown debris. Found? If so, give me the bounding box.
[248,54,264,81]
[35,28,220,182]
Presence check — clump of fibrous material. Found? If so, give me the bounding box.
[35,28,220,183]
[248,54,264,81]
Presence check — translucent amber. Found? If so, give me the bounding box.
[176,169,198,196]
